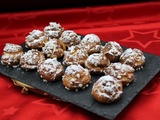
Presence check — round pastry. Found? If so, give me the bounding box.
[85,53,110,74]
[20,49,45,70]
[42,39,66,58]
[1,43,23,68]
[44,22,64,39]
[59,30,81,48]
[62,64,91,91]
[101,41,123,62]
[104,62,135,86]
[120,48,145,70]
[25,29,48,49]
[91,75,123,103]
[80,34,101,54]
[63,45,88,66]
[37,58,64,82]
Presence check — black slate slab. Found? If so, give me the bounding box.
[0,41,160,120]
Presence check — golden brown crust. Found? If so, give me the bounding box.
[120,48,145,70]
[44,22,64,39]
[25,29,48,49]
[85,53,110,74]
[104,62,135,86]
[62,64,91,91]
[42,39,66,58]
[37,58,64,82]
[91,75,123,103]
[20,49,45,70]
[1,43,23,67]
[101,41,123,62]
[59,30,81,48]
[80,34,101,54]
[63,45,88,66]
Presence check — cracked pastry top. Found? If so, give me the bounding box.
[91,75,123,103]
[59,30,81,48]
[37,58,64,82]
[101,41,123,62]
[120,48,145,70]
[104,62,135,86]
[1,43,23,68]
[20,49,45,70]
[85,53,110,74]
[62,64,91,91]
[25,29,48,49]
[79,34,101,54]
[44,22,64,39]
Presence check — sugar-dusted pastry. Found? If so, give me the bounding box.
[20,49,45,70]
[1,43,23,68]
[25,29,48,49]
[101,41,123,62]
[42,39,66,58]
[63,45,88,66]
[104,62,135,86]
[91,75,123,103]
[37,58,64,82]
[44,22,64,39]
[59,30,81,48]
[79,34,101,54]
[62,64,91,91]
[85,53,110,74]
[120,48,145,70]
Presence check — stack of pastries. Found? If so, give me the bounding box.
[1,22,146,103]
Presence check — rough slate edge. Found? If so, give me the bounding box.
[0,42,160,120]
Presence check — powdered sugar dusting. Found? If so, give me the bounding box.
[20,49,44,70]
[65,64,84,75]
[42,39,64,58]
[59,30,81,46]
[82,34,100,43]
[87,53,102,65]
[105,62,134,79]
[42,40,58,55]
[80,34,101,53]
[63,45,88,65]
[39,58,61,73]
[25,30,47,48]
[121,48,145,61]
[26,29,43,41]
[120,48,145,69]
[44,22,63,38]
[93,75,122,100]
[104,41,122,56]
[112,62,134,72]
[4,43,22,53]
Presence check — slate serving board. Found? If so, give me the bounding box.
[0,41,160,120]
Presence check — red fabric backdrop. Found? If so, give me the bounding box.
[0,1,160,120]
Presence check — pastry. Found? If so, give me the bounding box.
[101,41,123,62]
[91,75,123,103]
[63,45,88,66]
[104,62,135,86]
[79,34,101,54]
[1,43,23,68]
[42,39,66,58]
[85,53,110,74]
[44,22,64,39]
[37,58,64,82]
[25,29,48,49]
[59,30,81,48]
[120,48,145,70]
[20,49,45,70]
[62,64,91,91]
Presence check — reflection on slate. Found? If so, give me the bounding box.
[0,41,160,120]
